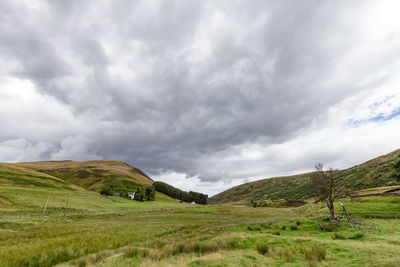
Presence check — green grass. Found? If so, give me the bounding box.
[1,191,400,266]
[0,186,188,216]
[0,164,81,191]
[210,149,400,205]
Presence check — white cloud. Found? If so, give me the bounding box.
[0,0,399,196]
[0,138,52,162]
[50,135,103,161]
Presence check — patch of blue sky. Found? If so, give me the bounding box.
[348,107,400,126]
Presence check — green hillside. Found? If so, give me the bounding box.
[210,149,400,205]
[0,163,85,191]
[11,160,154,193]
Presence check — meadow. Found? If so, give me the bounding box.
[1,185,399,266]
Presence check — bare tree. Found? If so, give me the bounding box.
[310,163,350,222]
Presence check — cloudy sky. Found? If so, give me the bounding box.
[1,0,400,196]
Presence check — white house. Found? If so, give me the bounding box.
[128,192,135,200]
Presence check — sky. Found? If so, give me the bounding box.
[1,0,400,196]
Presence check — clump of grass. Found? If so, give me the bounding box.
[247,225,262,231]
[86,251,113,264]
[124,247,150,258]
[76,259,87,267]
[290,225,298,231]
[332,233,346,240]
[166,237,239,258]
[256,243,269,255]
[301,244,326,262]
[319,223,337,232]
[296,220,301,225]
[364,214,399,219]
[349,233,365,240]
[274,231,281,235]
[281,225,286,230]
[276,247,296,262]
[260,222,271,229]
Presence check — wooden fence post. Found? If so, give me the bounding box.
[43,195,50,216]
[64,193,71,216]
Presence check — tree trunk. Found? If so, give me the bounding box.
[326,196,337,222]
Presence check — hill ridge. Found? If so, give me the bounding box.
[2,160,154,194]
[210,148,400,205]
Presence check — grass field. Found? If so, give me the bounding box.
[1,185,399,266]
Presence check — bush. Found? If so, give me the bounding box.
[290,225,298,231]
[256,243,269,255]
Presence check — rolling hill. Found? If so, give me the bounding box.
[210,149,400,205]
[0,163,85,191]
[10,160,154,193]
[0,160,181,215]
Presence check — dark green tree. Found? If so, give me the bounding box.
[100,187,113,196]
[145,186,156,201]
[153,181,208,204]
[134,186,145,201]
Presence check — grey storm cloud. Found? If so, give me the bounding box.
[1,0,400,195]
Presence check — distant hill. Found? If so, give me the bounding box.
[2,160,153,193]
[0,162,86,191]
[210,149,400,205]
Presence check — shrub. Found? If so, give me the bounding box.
[256,243,269,255]
[290,225,298,231]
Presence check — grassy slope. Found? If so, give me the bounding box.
[210,149,400,205]
[0,163,84,191]
[12,160,154,193]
